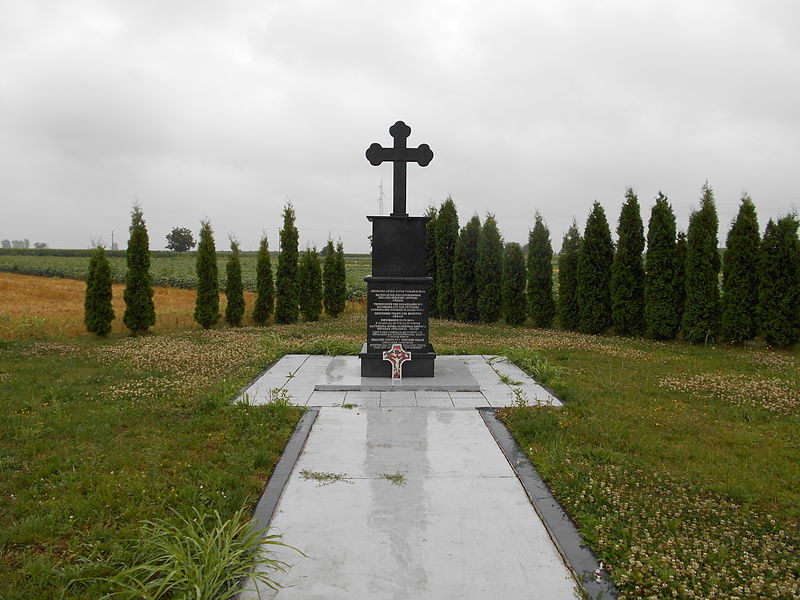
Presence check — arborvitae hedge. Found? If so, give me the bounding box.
[252,236,274,325]
[224,239,245,326]
[323,239,347,318]
[194,220,219,330]
[721,195,760,344]
[425,206,439,318]
[527,212,555,328]
[681,184,721,342]
[299,247,322,321]
[558,220,581,330]
[758,215,800,347]
[644,193,679,339]
[502,242,527,326]
[453,215,480,322]
[436,197,459,319]
[122,205,155,334]
[84,245,114,336]
[477,214,503,323]
[577,201,614,334]
[611,188,646,335]
[275,203,300,324]
[675,231,687,324]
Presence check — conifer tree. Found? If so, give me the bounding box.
[275,203,300,324]
[577,201,614,334]
[298,247,322,321]
[477,214,503,323]
[322,240,346,318]
[611,188,646,335]
[425,206,439,318]
[674,231,687,325]
[333,241,347,316]
[194,220,219,329]
[558,220,581,330]
[252,235,274,325]
[758,215,800,347]
[436,197,459,319]
[123,205,155,334]
[527,212,556,328]
[721,195,760,343]
[224,238,245,326]
[84,245,115,336]
[502,242,527,325]
[681,184,721,342]
[453,215,481,322]
[644,193,679,339]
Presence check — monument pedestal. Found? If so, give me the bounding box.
[359,216,436,377]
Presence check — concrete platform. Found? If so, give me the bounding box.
[238,354,560,408]
[240,407,579,599]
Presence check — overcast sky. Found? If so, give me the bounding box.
[2,1,799,253]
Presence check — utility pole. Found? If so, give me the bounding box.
[378,180,384,215]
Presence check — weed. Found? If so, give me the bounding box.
[379,472,407,486]
[499,373,523,386]
[299,470,353,487]
[341,403,357,409]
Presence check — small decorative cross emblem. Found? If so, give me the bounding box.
[382,343,411,380]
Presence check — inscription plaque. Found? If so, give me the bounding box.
[367,287,429,352]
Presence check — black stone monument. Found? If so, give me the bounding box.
[359,121,436,377]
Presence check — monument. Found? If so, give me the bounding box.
[359,121,436,377]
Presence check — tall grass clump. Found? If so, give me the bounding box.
[99,505,298,599]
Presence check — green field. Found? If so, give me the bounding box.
[1,306,798,598]
[0,250,372,299]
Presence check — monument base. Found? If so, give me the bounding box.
[359,343,436,378]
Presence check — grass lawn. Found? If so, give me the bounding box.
[1,274,798,599]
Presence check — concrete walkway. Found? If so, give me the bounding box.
[239,356,578,599]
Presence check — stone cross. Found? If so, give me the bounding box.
[382,343,411,379]
[366,121,433,217]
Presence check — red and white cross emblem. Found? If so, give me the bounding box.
[382,344,411,379]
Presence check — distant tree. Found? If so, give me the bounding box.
[252,235,274,325]
[165,227,196,254]
[84,245,115,336]
[502,242,527,325]
[194,220,219,329]
[644,193,679,339]
[611,188,646,335]
[224,238,245,326]
[527,212,555,328]
[477,214,503,323]
[436,197,459,319]
[681,184,721,342]
[453,215,481,322]
[34,242,47,249]
[275,203,300,324]
[558,220,582,330]
[674,231,687,326]
[425,206,439,318]
[721,195,760,344]
[122,205,155,334]
[758,215,800,347]
[299,247,323,321]
[1,240,9,249]
[577,201,613,334]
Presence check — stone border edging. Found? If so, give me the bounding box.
[250,408,320,532]
[478,408,618,600]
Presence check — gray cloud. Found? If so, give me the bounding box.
[2,0,799,253]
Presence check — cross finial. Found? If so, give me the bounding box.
[366,121,433,217]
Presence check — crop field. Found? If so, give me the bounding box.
[0,250,372,299]
[1,273,798,598]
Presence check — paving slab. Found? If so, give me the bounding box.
[242,407,578,599]
[314,355,481,391]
